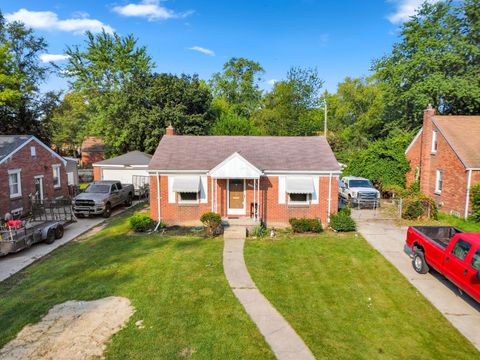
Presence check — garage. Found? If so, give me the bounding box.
[93,151,152,197]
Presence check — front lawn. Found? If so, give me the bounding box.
[245,233,479,359]
[397,212,480,232]
[0,214,273,359]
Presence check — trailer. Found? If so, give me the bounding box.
[0,198,76,256]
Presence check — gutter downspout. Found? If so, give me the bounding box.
[464,169,473,219]
[154,172,162,232]
[327,172,332,223]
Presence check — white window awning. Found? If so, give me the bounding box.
[286,177,314,194]
[172,176,200,193]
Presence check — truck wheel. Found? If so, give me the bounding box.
[55,224,64,239]
[412,251,429,274]
[103,203,112,218]
[125,194,133,207]
[45,228,56,244]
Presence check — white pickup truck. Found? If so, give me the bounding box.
[339,176,380,208]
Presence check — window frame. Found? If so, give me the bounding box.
[431,130,438,154]
[8,169,22,199]
[52,164,61,189]
[435,169,443,194]
[288,193,310,206]
[471,249,480,271]
[178,192,200,205]
[30,146,36,157]
[451,239,472,261]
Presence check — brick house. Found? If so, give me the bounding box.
[149,126,340,227]
[0,135,69,218]
[406,107,480,218]
[81,137,105,167]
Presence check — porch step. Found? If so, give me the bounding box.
[222,217,258,227]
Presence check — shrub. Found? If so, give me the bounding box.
[330,210,356,232]
[251,223,267,237]
[129,213,153,232]
[289,218,323,233]
[381,184,408,199]
[402,193,438,220]
[200,212,222,237]
[470,183,480,222]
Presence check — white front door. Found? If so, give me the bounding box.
[227,179,246,215]
[34,176,44,201]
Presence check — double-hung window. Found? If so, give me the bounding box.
[8,169,22,198]
[435,169,443,194]
[288,193,310,205]
[52,165,61,188]
[178,192,199,204]
[431,130,438,154]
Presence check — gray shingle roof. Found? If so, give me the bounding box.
[95,151,152,166]
[0,135,33,162]
[149,136,340,172]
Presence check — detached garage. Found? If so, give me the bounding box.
[93,151,152,196]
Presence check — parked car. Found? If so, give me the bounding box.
[73,181,134,218]
[405,226,480,303]
[339,176,380,208]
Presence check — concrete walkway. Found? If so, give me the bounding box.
[354,216,480,351]
[223,226,315,360]
[0,202,141,283]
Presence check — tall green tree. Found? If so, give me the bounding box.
[0,12,55,140]
[210,57,264,118]
[210,112,261,136]
[373,0,480,129]
[0,42,21,105]
[254,67,324,136]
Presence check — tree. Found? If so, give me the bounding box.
[325,77,386,161]
[254,67,324,136]
[210,57,264,117]
[49,92,90,155]
[344,130,413,188]
[0,42,21,105]
[373,0,480,129]
[210,112,261,135]
[0,12,54,141]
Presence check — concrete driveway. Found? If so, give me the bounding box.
[0,202,141,283]
[353,212,480,351]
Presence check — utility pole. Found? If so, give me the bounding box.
[323,91,328,137]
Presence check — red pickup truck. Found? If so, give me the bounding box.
[405,226,480,303]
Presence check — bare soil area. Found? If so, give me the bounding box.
[0,296,134,360]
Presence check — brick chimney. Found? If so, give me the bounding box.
[419,104,436,194]
[165,125,175,136]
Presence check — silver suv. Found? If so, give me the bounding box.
[339,176,380,208]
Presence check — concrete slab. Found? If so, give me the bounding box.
[356,219,480,351]
[223,226,315,360]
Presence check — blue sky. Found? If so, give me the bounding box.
[1,0,432,94]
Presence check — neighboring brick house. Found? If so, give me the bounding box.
[149,126,340,227]
[0,135,69,218]
[81,137,105,167]
[406,107,480,218]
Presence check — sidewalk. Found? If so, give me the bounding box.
[223,226,315,360]
[355,217,480,351]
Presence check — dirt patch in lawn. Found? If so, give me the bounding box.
[0,296,134,360]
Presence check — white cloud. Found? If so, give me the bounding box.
[189,46,215,56]
[266,79,277,86]
[387,0,439,24]
[113,0,193,21]
[40,54,70,63]
[5,8,114,34]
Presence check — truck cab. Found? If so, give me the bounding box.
[339,176,380,208]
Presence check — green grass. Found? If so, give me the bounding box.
[0,213,273,360]
[437,213,480,232]
[245,233,480,360]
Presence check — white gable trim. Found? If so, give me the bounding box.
[405,128,423,154]
[208,152,263,179]
[0,136,67,166]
